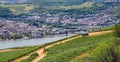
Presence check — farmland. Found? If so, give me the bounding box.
[0,30,119,62]
[0,31,113,62]
[40,32,114,62]
[59,2,93,10]
[0,0,119,62]
[0,45,43,62]
[0,4,35,14]
[74,40,120,62]
[101,25,115,31]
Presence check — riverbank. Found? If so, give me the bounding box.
[11,30,113,62]
[0,34,74,41]
[0,33,80,62]
[0,30,113,62]
[0,34,76,50]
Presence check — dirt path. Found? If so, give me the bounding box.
[89,31,113,36]
[12,35,81,62]
[0,49,12,53]
[31,48,46,62]
[31,31,113,62]
[31,35,82,62]
[12,30,113,62]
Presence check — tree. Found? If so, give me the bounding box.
[115,24,120,38]
[0,7,12,17]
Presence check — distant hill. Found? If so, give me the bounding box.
[0,0,120,4]
[29,0,120,3]
[0,0,28,3]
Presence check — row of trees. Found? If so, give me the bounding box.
[0,34,22,40]
[0,7,13,17]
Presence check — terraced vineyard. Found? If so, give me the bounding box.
[0,30,119,62]
[0,45,43,62]
[40,32,114,62]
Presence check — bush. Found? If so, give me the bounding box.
[114,24,120,38]
[22,53,38,62]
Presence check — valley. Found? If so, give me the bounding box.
[0,0,120,62]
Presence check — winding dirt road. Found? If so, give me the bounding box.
[11,30,113,62]
[31,35,82,62]
[12,35,82,62]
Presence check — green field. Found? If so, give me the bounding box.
[0,45,42,62]
[101,25,115,31]
[101,24,120,31]
[40,33,114,62]
[45,2,93,10]
[0,4,35,14]
[59,2,93,10]
[0,31,119,62]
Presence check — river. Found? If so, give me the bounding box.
[0,34,76,49]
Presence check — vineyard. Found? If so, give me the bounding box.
[39,24,120,62]
[0,45,43,62]
[0,26,120,62]
[40,33,114,62]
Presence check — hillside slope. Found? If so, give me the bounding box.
[29,0,120,4]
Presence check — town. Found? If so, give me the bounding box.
[0,12,119,41]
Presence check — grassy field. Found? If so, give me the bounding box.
[101,25,115,31]
[74,38,120,62]
[0,45,42,62]
[40,33,114,62]
[0,30,118,62]
[59,2,93,10]
[44,2,93,10]
[101,24,120,31]
[0,4,35,14]
[74,41,114,62]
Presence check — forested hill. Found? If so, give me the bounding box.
[29,0,120,3]
[0,0,120,4]
[0,0,28,3]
